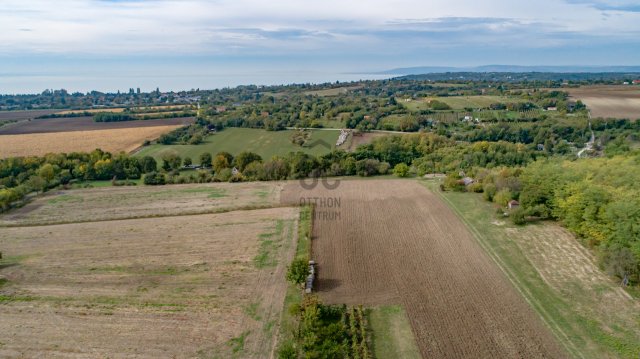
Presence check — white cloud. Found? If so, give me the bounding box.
[0,0,638,55]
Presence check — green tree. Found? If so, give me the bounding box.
[183,157,192,167]
[235,151,262,172]
[140,156,157,173]
[286,258,310,286]
[199,152,213,168]
[213,154,230,172]
[38,163,55,182]
[161,152,182,171]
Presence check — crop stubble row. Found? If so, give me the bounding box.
[282,180,566,358]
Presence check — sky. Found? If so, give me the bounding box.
[1,0,639,93]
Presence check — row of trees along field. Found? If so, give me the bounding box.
[1,132,638,286]
[0,150,158,211]
[443,151,640,285]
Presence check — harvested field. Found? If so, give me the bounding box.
[0,110,62,128]
[0,182,282,226]
[566,85,640,119]
[0,125,182,158]
[281,180,566,358]
[0,207,299,358]
[56,108,125,115]
[0,117,195,135]
[0,110,62,122]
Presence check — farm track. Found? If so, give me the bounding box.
[281,180,567,358]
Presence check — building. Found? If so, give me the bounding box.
[508,200,520,210]
[633,80,640,85]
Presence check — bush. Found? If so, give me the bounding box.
[468,182,483,193]
[493,189,513,207]
[214,168,232,182]
[483,183,497,201]
[143,172,165,185]
[277,340,297,359]
[510,207,526,225]
[393,163,410,177]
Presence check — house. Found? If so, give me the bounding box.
[462,177,475,186]
[508,200,520,210]
[260,111,270,117]
[215,106,227,113]
[633,80,640,85]
[545,106,557,111]
[363,115,372,121]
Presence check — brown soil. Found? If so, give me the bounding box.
[281,179,567,358]
[0,110,62,122]
[0,117,195,135]
[345,132,387,151]
[565,85,640,119]
[0,207,298,358]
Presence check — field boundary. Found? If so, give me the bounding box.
[0,203,294,228]
[427,180,584,358]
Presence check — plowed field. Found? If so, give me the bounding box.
[281,179,566,358]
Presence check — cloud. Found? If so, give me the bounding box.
[0,0,638,58]
[566,0,640,12]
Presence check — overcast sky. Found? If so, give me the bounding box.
[1,0,639,93]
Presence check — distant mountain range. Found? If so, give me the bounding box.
[379,65,640,75]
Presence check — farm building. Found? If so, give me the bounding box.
[508,200,520,210]
[305,260,316,294]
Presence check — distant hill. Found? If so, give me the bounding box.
[381,65,640,76]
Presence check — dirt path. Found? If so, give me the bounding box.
[282,180,567,358]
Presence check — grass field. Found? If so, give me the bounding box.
[0,125,182,159]
[403,95,526,111]
[135,127,340,164]
[303,85,363,96]
[0,182,282,226]
[368,305,421,359]
[426,180,640,358]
